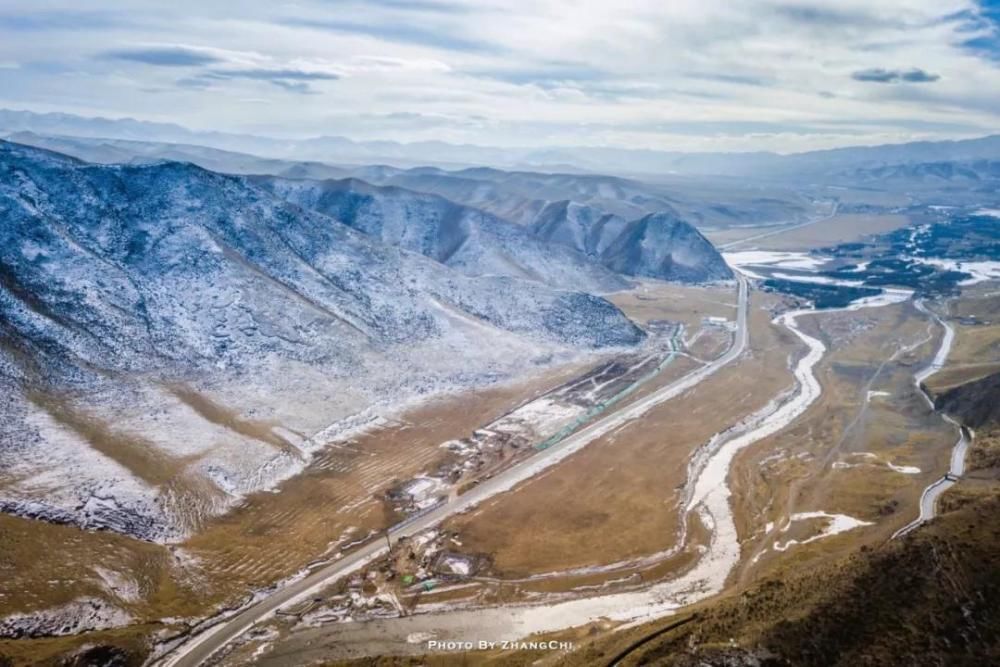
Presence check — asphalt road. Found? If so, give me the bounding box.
[158,276,749,667]
[891,300,968,540]
[719,202,839,250]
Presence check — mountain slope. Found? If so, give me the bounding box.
[936,371,1000,430]
[0,140,643,541]
[834,159,1000,191]
[936,371,1000,471]
[3,128,815,243]
[601,212,734,282]
[540,372,1000,667]
[361,165,803,257]
[369,166,678,224]
[529,200,628,258]
[252,175,630,293]
[552,495,1000,667]
[321,169,735,283]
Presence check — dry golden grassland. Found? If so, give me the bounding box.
[608,280,738,329]
[439,296,956,596]
[336,495,1000,667]
[711,213,912,252]
[315,291,999,667]
[443,292,794,578]
[9,280,739,662]
[731,298,957,582]
[926,284,1000,393]
[0,361,593,664]
[765,213,911,250]
[705,205,915,250]
[312,286,1000,667]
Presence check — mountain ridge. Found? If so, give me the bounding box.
[250,175,631,293]
[0,139,644,542]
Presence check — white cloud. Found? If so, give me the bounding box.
[0,0,996,150]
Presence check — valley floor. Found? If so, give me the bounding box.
[0,279,746,665]
[206,226,996,666]
[3,246,996,667]
[225,280,961,666]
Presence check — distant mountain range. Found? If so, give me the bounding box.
[3,108,999,178]
[835,159,1000,188]
[0,130,824,232]
[2,130,353,180]
[356,165,681,222]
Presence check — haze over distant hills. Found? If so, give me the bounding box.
[0,127,825,233]
[3,108,999,179]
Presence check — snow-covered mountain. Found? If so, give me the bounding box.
[530,200,628,258]
[527,202,732,281]
[353,165,800,257]
[601,212,733,282]
[252,176,629,293]
[0,141,644,542]
[3,134,742,290]
[363,166,679,224]
[256,175,731,285]
[5,130,817,236]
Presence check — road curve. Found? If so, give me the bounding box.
[892,299,970,539]
[156,277,749,667]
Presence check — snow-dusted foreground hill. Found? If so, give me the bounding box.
[0,141,644,542]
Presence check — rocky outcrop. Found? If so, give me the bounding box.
[935,371,1000,430]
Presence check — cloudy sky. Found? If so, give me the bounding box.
[0,0,998,152]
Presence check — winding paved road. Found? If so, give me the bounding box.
[892,299,971,539]
[157,277,749,667]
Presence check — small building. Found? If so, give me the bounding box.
[387,476,447,509]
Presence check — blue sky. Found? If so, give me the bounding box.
[0,0,997,152]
